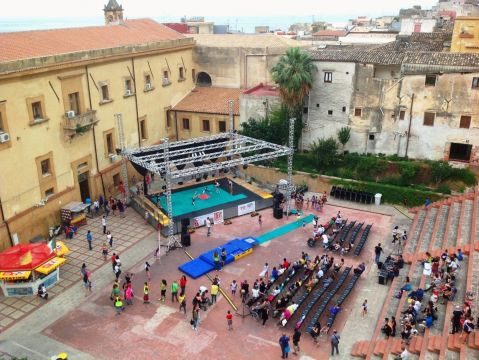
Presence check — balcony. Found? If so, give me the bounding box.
[63,110,99,138]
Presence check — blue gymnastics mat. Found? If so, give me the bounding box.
[178,259,214,279]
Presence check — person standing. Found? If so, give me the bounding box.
[451,305,463,334]
[179,275,187,295]
[292,328,301,355]
[125,284,133,305]
[86,230,93,250]
[102,216,107,234]
[101,242,108,261]
[114,263,122,281]
[226,310,233,330]
[220,248,227,268]
[179,292,187,314]
[111,253,117,272]
[279,333,290,359]
[192,307,199,332]
[392,226,399,243]
[206,217,212,237]
[211,281,219,304]
[230,280,237,296]
[374,243,383,264]
[215,180,220,194]
[228,179,233,195]
[362,299,368,317]
[331,330,340,356]
[258,214,263,227]
[213,251,220,270]
[261,306,269,327]
[145,261,151,280]
[159,279,167,302]
[391,316,397,337]
[143,282,150,304]
[171,280,179,302]
[118,200,125,218]
[106,231,113,248]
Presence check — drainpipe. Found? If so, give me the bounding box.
[174,110,179,141]
[131,58,142,148]
[85,65,106,197]
[405,93,415,158]
[0,198,13,246]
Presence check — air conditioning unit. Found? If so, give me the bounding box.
[162,78,169,86]
[65,110,76,119]
[109,153,119,163]
[145,83,152,91]
[125,89,133,96]
[0,132,10,143]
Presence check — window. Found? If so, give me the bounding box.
[45,188,55,198]
[41,159,51,176]
[369,134,375,141]
[182,118,190,130]
[113,173,121,187]
[163,71,170,86]
[32,101,44,120]
[106,133,114,154]
[399,110,406,120]
[125,79,133,95]
[425,74,437,87]
[140,118,148,140]
[316,103,320,108]
[68,92,80,115]
[472,77,479,89]
[179,67,185,80]
[218,121,227,132]
[0,112,4,132]
[324,72,333,83]
[202,119,210,132]
[192,69,196,83]
[144,74,153,91]
[342,106,346,112]
[328,110,333,116]
[423,112,435,126]
[303,107,308,114]
[101,85,110,101]
[354,108,362,117]
[460,115,471,129]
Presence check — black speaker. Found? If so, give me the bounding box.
[181,218,190,227]
[378,274,386,285]
[181,226,188,235]
[273,207,283,219]
[181,233,191,247]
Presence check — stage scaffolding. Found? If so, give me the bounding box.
[123,119,295,254]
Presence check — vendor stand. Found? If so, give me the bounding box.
[60,201,90,227]
[0,242,68,297]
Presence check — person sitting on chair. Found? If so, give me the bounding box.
[38,284,48,300]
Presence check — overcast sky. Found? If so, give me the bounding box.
[2,0,438,18]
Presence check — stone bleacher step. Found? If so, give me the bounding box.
[447,333,462,352]
[351,340,369,358]
[410,336,423,355]
[390,338,403,354]
[469,332,479,350]
[372,339,388,356]
[427,334,442,353]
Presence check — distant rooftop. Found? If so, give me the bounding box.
[172,87,241,115]
[192,34,307,48]
[243,83,280,97]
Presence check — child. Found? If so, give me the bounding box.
[159,279,167,302]
[101,242,108,261]
[145,261,151,280]
[230,280,237,296]
[179,292,187,314]
[226,310,233,330]
[143,282,150,304]
[115,296,124,315]
[362,299,368,317]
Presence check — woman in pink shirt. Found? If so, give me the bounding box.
[125,284,134,305]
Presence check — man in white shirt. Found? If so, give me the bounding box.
[316,268,324,280]
[102,216,107,234]
[413,300,422,313]
[318,225,325,235]
[322,234,329,249]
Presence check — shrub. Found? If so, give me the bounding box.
[430,161,453,184]
[450,168,477,186]
[309,173,318,179]
[436,184,451,194]
[337,126,351,152]
[355,157,388,180]
[399,162,420,185]
[310,137,338,170]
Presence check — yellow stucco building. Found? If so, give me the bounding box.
[0,3,196,248]
[451,16,479,53]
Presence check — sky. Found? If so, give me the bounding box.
[1,0,438,19]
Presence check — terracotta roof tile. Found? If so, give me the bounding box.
[172,87,241,115]
[0,19,186,62]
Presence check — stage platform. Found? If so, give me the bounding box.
[138,178,273,235]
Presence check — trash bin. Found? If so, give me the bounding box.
[374,193,382,206]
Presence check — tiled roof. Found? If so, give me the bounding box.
[310,49,405,65]
[375,39,444,52]
[403,52,479,67]
[243,83,280,97]
[192,34,306,48]
[0,19,186,63]
[172,87,242,115]
[312,30,348,37]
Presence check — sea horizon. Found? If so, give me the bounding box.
[0,15,351,34]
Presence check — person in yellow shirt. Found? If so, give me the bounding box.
[211,281,219,304]
[179,292,186,314]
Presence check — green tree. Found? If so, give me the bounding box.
[239,106,290,145]
[309,137,338,170]
[430,161,453,185]
[337,126,351,153]
[271,47,317,115]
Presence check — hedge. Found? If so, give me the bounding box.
[330,179,444,207]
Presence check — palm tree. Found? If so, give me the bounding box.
[271,47,317,116]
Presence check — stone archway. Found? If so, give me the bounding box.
[197,72,212,87]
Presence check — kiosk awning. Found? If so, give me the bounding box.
[35,257,66,275]
[0,270,31,281]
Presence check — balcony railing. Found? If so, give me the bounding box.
[63,110,99,135]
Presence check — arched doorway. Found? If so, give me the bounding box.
[197,72,212,87]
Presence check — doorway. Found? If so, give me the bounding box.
[78,172,90,202]
[449,143,472,162]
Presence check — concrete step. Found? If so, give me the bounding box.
[351,340,367,358]
[469,331,479,350]
[373,339,388,356]
[447,333,462,352]
[410,336,423,355]
[426,334,442,353]
[390,338,404,355]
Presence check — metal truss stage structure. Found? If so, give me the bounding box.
[123,120,295,254]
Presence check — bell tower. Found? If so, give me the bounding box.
[103,0,124,25]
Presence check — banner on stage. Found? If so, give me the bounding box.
[238,201,255,216]
[193,210,224,228]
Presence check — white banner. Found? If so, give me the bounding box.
[238,201,256,216]
[193,210,224,228]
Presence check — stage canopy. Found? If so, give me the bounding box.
[0,243,55,272]
[123,133,292,180]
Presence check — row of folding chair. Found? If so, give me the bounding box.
[330,186,374,204]
[325,274,361,328]
[349,222,364,245]
[353,224,373,256]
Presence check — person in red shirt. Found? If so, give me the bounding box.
[226,310,233,330]
[111,252,117,272]
[282,258,290,269]
[179,275,187,295]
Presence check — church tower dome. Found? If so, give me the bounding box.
[103,0,124,25]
